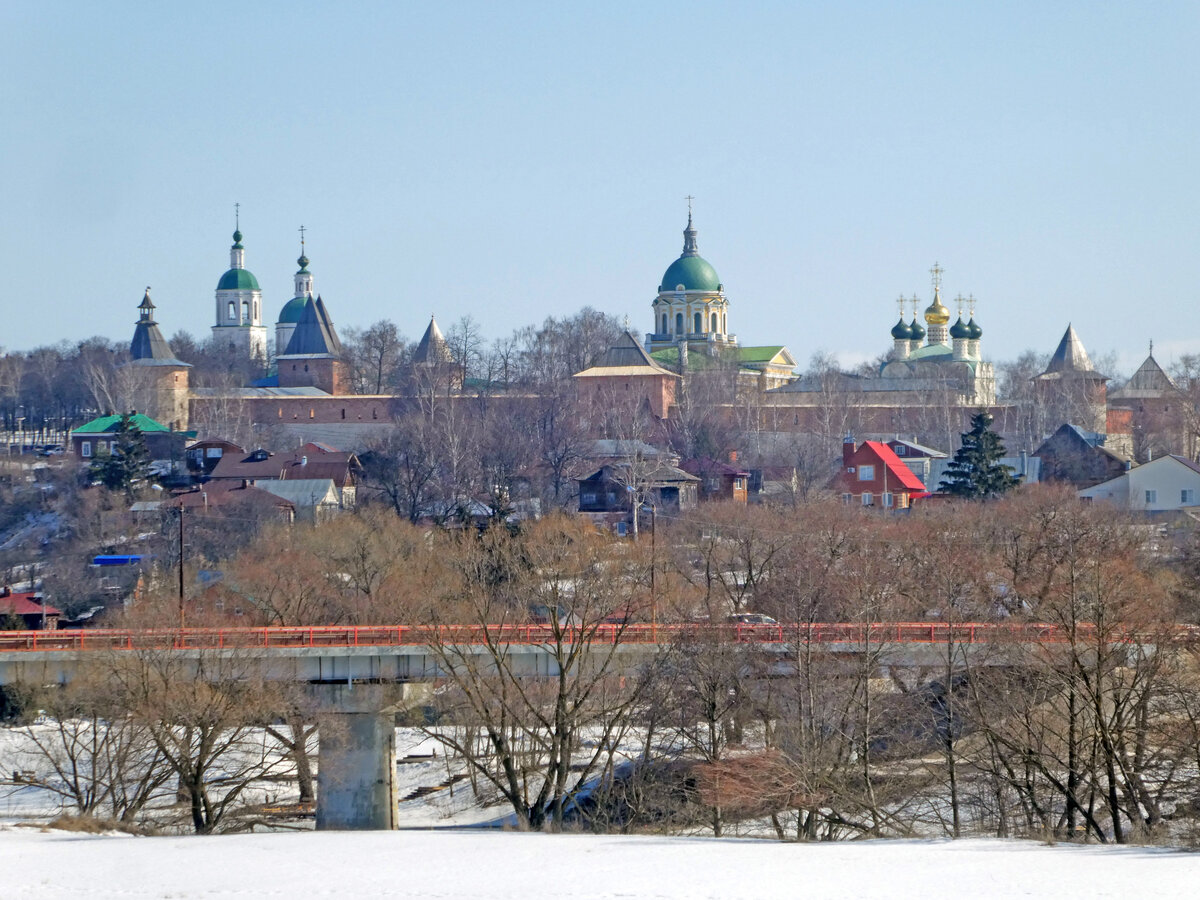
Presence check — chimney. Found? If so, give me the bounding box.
[728,450,738,464]
[843,433,856,468]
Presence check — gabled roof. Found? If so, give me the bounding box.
[887,439,947,459]
[580,463,700,487]
[412,316,453,364]
[680,457,750,478]
[73,413,171,434]
[575,332,679,378]
[208,446,360,487]
[0,592,60,617]
[279,296,339,358]
[585,440,672,461]
[1039,325,1106,380]
[256,478,341,508]
[736,345,796,367]
[842,441,927,493]
[172,482,296,514]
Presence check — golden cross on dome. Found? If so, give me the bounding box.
[910,294,921,317]
[896,295,906,316]
[685,195,695,217]
[299,224,306,249]
[234,202,240,229]
[929,262,943,292]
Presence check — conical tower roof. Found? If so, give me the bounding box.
[1042,324,1102,377]
[279,296,338,358]
[129,289,189,367]
[412,315,452,364]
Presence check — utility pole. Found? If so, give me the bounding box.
[177,503,185,627]
[650,503,657,640]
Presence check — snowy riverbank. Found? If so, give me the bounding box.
[1,828,1197,899]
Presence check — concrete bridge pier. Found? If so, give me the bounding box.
[309,683,424,831]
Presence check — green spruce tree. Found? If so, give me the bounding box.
[938,411,1019,500]
[89,414,152,496]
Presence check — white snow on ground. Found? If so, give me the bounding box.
[0,829,1197,899]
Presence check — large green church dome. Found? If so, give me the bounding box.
[217,268,261,291]
[660,255,721,292]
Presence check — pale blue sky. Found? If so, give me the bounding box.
[3,2,1199,375]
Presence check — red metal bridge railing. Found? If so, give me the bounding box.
[0,621,1188,654]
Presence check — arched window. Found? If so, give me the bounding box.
[711,312,718,332]
[722,313,727,333]
[675,312,683,334]
[693,312,701,334]
[242,300,250,320]
[661,314,668,334]
[227,300,236,321]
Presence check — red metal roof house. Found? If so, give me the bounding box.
[834,436,927,510]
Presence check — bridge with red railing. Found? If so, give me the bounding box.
[0,620,1189,655]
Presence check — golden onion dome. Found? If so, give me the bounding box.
[924,289,951,325]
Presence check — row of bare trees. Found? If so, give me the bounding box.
[11,490,1200,841]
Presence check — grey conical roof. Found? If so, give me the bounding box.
[129,291,188,367]
[412,316,452,364]
[595,332,669,370]
[314,295,342,356]
[1042,324,1101,377]
[1110,350,1176,400]
[279,296,338,358]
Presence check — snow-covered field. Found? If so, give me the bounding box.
[1,828,1197,899]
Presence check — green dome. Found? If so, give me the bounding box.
[891,317,913,340]
[660,255,721,293]
[277,296,308,324]
[949,317,971,339]
[967,317,982,339]
[217,268,260,291]
[909,318,926,341]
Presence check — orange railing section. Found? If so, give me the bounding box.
[0,621,1191,653]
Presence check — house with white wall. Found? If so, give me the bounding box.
[1078,455,1200,513]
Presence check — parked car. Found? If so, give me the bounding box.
[726,613,778,625]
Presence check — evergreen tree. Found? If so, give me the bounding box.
[938,411,1019,500]
[89,414,152,495]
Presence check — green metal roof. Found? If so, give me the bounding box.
[659,255,721,292]
[73,413,171,434]
[217,268,261,291]
[277,296,308,324]
[736,346,786,364]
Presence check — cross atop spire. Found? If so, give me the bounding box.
[681,200,700,256]
[896,295,906,316]
[910,294,921,318]
[235,202,240,230]
[930,262,943,293]
[299,224,306,248]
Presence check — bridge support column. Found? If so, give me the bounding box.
[311,684,398,831]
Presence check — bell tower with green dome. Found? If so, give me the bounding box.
[276,226,315,354]
[644,203,737,355]
[211,207,267,361]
